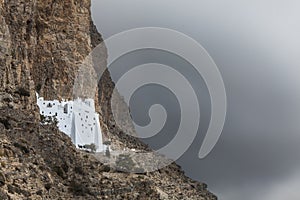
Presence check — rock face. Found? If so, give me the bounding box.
[0,0,217,199]
[0,0,98,109]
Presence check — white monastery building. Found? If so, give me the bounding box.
[36,94,105,152]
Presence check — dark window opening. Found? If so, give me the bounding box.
[63,104,68,114]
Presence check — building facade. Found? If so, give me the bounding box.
[36,94,105,152]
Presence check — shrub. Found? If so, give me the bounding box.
[84,143,96,153]
[105,146,110,157]
[116,154,135,172]
[103,141,111,146]
[16,87,30,97]
[40,115,58,126]
[53,166,65,178]
[35,83,42,93]
[69,180,89,196]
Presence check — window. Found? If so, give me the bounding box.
[63,104,68,114]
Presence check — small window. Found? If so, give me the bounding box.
[42,111,44,114]
[63,104,68,114]
[65,125,67,128]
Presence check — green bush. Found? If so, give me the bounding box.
[84,143,96,153]
[105,147,110,157]
[116,154,135,172]
[40,115,58,126]
[16,87,30,97]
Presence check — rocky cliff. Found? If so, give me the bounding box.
[0,0,217,199]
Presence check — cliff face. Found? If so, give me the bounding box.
[0,0,217,199]
[0,0,36,110]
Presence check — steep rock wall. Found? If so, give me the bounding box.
[0,0,100,108]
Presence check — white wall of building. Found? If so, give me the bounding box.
[36,94,105,152]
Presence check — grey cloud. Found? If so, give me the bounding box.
[91,1,300,199]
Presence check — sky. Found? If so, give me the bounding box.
[91,0,300,199]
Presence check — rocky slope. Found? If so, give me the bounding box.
[0,0,217,199]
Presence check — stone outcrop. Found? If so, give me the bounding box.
[0,0,217,199]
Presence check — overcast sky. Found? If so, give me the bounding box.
[91,1,300,199]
